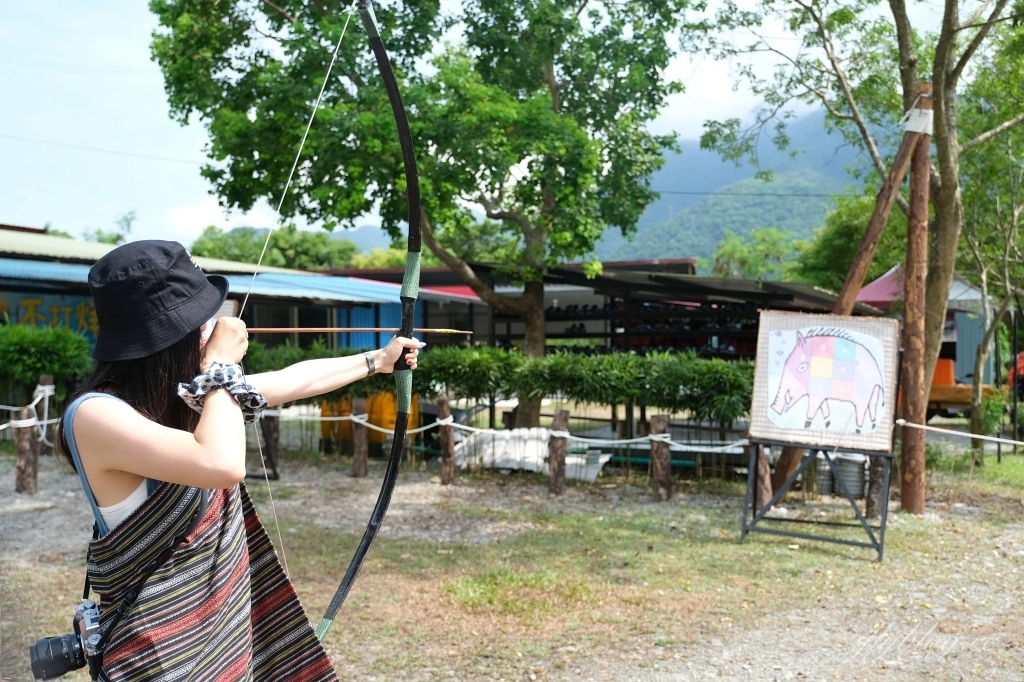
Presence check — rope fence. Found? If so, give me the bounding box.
[260,408,749,453]
[0,384,57,445]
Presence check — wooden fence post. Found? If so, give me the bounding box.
[15,408,37,494]
[38,375,55,457]
[259,406,281,480]
[351,397,368,478]
[548,409,569,495]
[651,414,672,502]
[438,397,456,485]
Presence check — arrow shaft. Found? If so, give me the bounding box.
[245,327,471,334]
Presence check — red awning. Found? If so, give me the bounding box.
[856,265,903,309]
[419,284,481,302]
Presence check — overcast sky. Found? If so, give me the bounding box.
[0,2,934,247]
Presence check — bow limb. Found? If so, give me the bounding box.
[315,0,421,642]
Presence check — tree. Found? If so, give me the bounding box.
[792,195,907,292]
[956,28,1024,462]
[150,0,688,426]
[687,1,1024,513]
[190,225,358,270]
[688,0,1024,427]
[704,227,796,280]
[84,210,136,244]
[43,222,74,240]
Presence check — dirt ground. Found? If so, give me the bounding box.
[2,450,1023,681]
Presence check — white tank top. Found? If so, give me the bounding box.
[97,480,149,530]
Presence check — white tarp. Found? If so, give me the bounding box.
[454,427,612,483]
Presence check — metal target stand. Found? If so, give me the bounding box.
[741,439,893,562]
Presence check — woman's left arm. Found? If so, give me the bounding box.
[246,336,424,406]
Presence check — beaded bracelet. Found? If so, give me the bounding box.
[176,361,269,423]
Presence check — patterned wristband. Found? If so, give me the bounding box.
[177,362,269,423]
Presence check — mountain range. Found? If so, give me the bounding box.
[597,110,867,263]
[333,111,869,265]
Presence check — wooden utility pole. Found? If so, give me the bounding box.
[438,397,456,485]
[832,132,923,315]
[900,82,932,515]
[547,409,569,495]
[770,86,932,512]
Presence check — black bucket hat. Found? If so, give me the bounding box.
[89,240,230,362]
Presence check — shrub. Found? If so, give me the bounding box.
[0,324,92,405]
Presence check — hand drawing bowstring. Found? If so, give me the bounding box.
[235,1,360,575]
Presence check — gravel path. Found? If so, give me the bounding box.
[2,454,1022,681]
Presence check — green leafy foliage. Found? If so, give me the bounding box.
[703,227,797,280]
[190,225,359,271]
[0,325,92,404]
[240,343,753,424]
[790,194,907,292]
[149,0,689,356]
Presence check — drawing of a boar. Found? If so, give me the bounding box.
[770,330,884,431]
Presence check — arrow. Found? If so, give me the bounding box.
[245,327,472,334]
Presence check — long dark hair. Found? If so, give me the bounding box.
[56,328,204,471]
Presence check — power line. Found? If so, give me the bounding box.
[654,189,838,198]
[0,133,203,166]
[0,133,843,200]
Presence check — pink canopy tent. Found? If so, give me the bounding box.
[856,265,904,310]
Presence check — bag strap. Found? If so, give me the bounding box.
[91,490,211,653]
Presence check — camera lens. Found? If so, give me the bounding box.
[29,634,85,680]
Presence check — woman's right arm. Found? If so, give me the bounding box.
[74,388,247,489]
[73,317,250,492]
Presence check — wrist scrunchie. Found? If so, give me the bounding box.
[177,361,268,423]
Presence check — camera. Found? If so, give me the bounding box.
[29,600,103,681]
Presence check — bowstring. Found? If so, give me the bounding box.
[239,0,358,575]
[239,0,358,317]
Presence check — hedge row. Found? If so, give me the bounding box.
[0,324,93,405]
[0,326,754,426]
[245,341,754,424]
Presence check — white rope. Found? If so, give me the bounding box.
[261,409,749,452]
[0,393,44,411]
[896,419,1024,448]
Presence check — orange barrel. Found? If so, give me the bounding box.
[320,399,334,442]
[337,396,353,442]
[366,392,420,444]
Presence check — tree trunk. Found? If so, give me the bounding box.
[37,374,55,457]
[865,455,887,519]
[15,409,37,494]
[351,397,368,478]
[771,447,802,499]
[260,407,281,480]
[900,83,932,515]
[516,281,546,428]
[438,396,456,485]
[547,409,569,495]
[754,444,772,510]
[650,414,672,502]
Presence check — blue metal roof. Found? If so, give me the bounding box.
[221,273,396,303]
[0,257,93,283]
[0,257,447,305]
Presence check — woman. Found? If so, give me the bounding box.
[54,240,423,682]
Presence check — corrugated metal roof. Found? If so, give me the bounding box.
[0,257,466,306]
[221,273,395,303]
[0,231,295,273]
